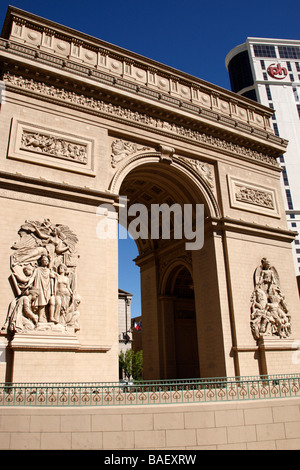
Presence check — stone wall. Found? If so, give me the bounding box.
[0,398,299,450]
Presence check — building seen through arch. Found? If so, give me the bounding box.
[162,265,199,379]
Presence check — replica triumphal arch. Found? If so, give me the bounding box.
[0,6,299,383]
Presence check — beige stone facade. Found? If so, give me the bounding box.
[0,6,299,383]
[0,398,299,450]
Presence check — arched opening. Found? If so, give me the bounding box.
[115,156,225,380]
[162,265,199,379]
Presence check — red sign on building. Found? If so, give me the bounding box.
[267,63,288,80]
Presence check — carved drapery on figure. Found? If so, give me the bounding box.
[250,258,291,341]
[1,219,80,334]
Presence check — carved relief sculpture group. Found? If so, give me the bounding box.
[250,258,291,341]
[21,131,88,164]
[1,219,80,335]
[236,187,274,209]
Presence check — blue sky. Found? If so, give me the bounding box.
[1,0,299,317]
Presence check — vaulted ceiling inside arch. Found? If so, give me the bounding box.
[119,162,208,256]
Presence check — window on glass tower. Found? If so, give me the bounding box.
[253,44,276,58]
[278,46,300,59]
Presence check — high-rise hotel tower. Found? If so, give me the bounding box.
[226,38,300,286]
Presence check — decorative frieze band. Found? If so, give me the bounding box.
[7,17,274,134]
[4,73,280,168]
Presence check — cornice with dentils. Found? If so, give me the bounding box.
[1,6,277,116]
[0,6,288,160]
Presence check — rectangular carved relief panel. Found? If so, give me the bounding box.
[20,131,88,165]
[227,176,280,218]
[8,119,95,176]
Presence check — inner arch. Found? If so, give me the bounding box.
[118,161,211,256]
[116,159,212,379]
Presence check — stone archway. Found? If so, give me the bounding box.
[1,7,299,384]
[115,154,226,380]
